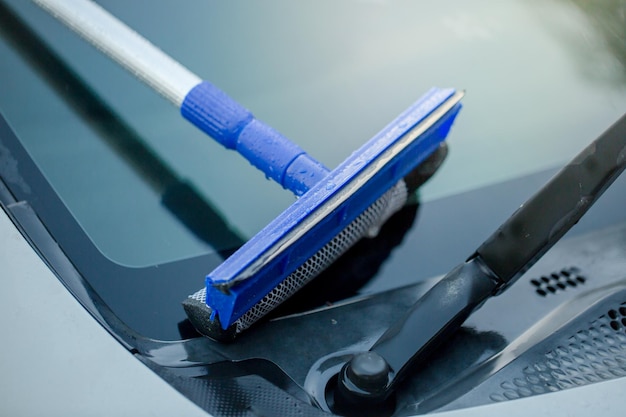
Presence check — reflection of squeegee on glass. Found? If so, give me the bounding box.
[0,2,244,252]
[33,0,463,340]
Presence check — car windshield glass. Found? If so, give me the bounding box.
[2,0,626,344]
[2,1,626,269]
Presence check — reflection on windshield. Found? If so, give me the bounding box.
[0,2,245,257]
[545,0,626,85]
[569,0,626,82]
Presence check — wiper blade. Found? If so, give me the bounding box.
[331,113,626,415]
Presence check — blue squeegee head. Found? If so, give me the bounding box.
[205,88,464,330]
[29,0,463,338]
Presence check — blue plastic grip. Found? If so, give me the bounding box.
[181,81,328,195]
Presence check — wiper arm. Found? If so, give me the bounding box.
[332,113,626,414]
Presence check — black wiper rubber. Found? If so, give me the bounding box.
[476,114,626,285]
[333,113,626,414]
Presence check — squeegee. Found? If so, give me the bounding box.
[33,0,463,339]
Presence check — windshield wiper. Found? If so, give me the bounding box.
[330,113,626,415]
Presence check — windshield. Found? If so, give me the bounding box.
[1,0,625,340]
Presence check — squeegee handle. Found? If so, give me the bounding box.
[33,0,329,196]
[181,81,329,195]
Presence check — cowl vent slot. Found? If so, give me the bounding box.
[531,267,586,297]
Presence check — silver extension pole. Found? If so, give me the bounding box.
[32,0,201,106]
